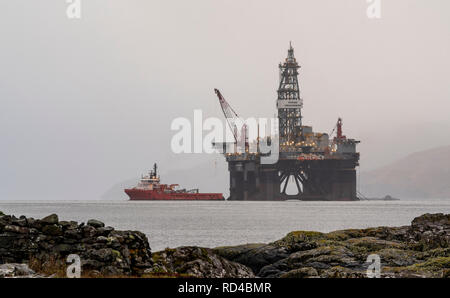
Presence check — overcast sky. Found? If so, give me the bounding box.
[0,0,449,200]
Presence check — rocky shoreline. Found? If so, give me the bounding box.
[0,210,448,278]
[0,211,152,277]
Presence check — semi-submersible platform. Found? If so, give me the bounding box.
[213,44,360,201]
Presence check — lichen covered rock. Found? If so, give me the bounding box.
[148,246,254,278]
[215,213,450,278]
[213,243,289,273]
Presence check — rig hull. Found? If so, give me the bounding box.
[226,157,360,201]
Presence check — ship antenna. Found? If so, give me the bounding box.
[154,163,157,176]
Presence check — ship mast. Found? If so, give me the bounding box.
[153,163,157,176]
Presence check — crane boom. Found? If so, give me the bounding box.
[329,117,346,146]
[214,89,246,144]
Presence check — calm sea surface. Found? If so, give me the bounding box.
[0,200,449,251]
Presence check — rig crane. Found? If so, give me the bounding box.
[329,117,346,145]
[214,89,248,151]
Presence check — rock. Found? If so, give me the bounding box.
[0,211,448,278]
[213,243,289,273]
[101,266,123,276]
[59,221,78,230]
[0,212,153,277]
[320,266,365,278]
[408,213,450,250]
[419,247,450,259]
[64,228,82,239]
[42,224,63,236]
[12,218,27,227]
[87,219,105,228]
[27,218,41,230]
[0,263,38,278]
[41,214,59,225]
[383,257,450,278]
[412,213,450,229]
[82,259,105,271]
[151,247,254,278]
[215,213,449,278]
[343,237,406,253]
[280,267,318,278]
[288,246,357,267]
[0,264,15,277]
[96,236,108,243]
[97,226,114,236]
[53,243,74,253]
[374,248,418,267]
[273,231,325,252]
[90,248,114,262]
[82,225,97,238]
[4,225,29,234]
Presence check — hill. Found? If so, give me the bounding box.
[360,146,450,199]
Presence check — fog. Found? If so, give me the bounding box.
[0,1,449,200]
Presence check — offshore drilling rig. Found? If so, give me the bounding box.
[213,43,360,201]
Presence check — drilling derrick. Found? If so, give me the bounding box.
[214,43,360,201]
[277,42,303,146]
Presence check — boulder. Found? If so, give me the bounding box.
[42,224,63,236]
[280,267,319,278]
[41,214,59,225]
[408,213,450,250]
[320,266,365,278]
[149,247,254,278]
[87,219,105,228]
[0,263,39,278]
[213,243,289,273]
[4,225,29,234]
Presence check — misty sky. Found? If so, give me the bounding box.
[0,0,449,200]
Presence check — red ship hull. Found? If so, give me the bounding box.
[125,189,224,201]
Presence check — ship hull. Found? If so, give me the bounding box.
[125,189,225,201]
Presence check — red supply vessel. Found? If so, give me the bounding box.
[124,164,224,201]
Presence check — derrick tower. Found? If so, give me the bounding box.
[277,43,302,146]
